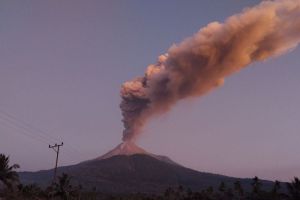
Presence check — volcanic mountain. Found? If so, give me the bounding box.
[94,142,179,166]
[19,142,273,193]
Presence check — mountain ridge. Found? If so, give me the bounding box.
[87,142,180,166]
[19,153,275,193]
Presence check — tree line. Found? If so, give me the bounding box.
[0,153,299,200]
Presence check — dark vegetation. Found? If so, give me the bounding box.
[1,153,300,200]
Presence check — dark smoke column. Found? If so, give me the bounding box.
[121,0,300,142]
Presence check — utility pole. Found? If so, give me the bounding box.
[49,142,63,182]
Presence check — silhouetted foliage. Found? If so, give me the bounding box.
[6,176,300,200]
[0,154,19,188]
[286,177,300,200]
[17,183,46,199]
[0,154,20,199]
[48,173,81,200]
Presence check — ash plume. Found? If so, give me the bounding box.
[120,0,300,141]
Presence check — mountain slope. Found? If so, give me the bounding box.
[96,142,147,159]
[19,154,273,193]
[93,142,179,166]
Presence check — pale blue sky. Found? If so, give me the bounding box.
[0,0,299,181]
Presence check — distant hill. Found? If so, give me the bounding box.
[19,142,275,193]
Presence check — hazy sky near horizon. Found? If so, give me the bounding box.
[0,0,300,181]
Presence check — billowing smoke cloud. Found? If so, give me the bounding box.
[120,0,300,141]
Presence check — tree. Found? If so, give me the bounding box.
[270,180,282,200]
[233,180,244,198]
[252,176,262,193]
[50,173,81,200]
[286,177,300,200]
[0,154,19,189]
[250,176,263,200]
[18,184,45,200]
[218,181,226,193]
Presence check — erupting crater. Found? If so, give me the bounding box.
[96,141,179,166]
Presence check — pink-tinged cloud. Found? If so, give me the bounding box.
[120,0,300,141]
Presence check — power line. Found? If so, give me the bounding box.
[0,118,50,145]
[0,118,84,163]
[0,109,59,143]
[0,109,85,156]
[0,109,85,154]
[0,109,87,160]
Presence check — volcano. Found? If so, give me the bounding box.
[94,142,179,166]
[98,142,148,159]
[19,142,273,193]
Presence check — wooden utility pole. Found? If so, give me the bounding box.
[49,142,63,182]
